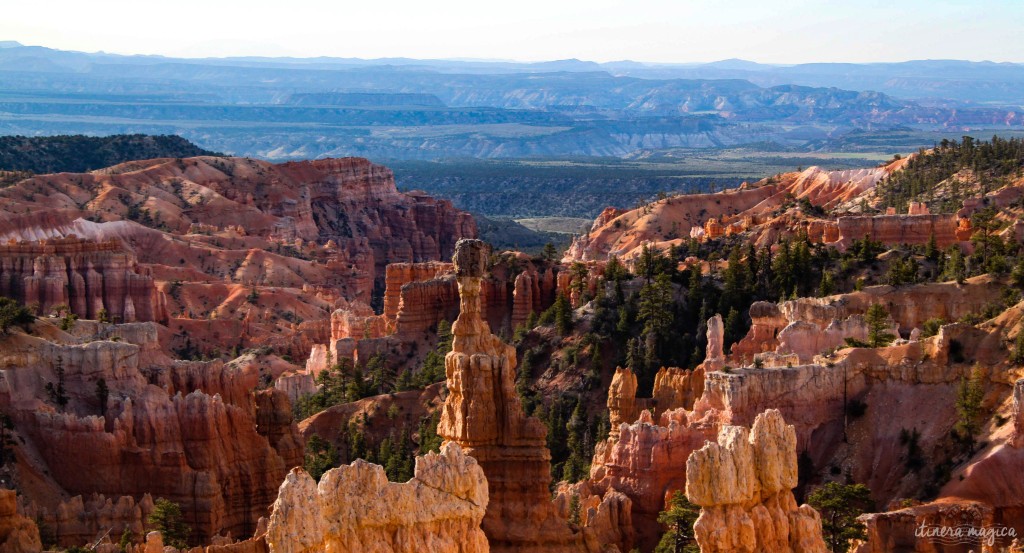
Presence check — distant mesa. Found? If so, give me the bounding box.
[285,92,447,107]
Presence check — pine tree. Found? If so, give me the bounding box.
[553,293,573,336]
[655,491,700,553]
[818,271,835,297]
[542,242,559,262]
[954,368,985,453]
[562,401,589,483]
[638,274,674,338]
[865,304,895,348]
[95,378,109,416]
[304,434,339,482]
[807,483,872,553]
[147,499,191,549]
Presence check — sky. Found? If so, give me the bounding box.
[1,0,1022,64]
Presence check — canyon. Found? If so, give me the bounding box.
[0,139,1023,553]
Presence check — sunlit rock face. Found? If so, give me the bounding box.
[685,409,828,553]
[438,239,587,553]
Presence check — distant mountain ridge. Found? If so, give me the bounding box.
[1,43,1021,103]
[0,43,1022,160]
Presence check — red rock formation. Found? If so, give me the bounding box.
[437,239,586,553]
[382,262,454,328]
[835,213,964,251]
[586,279,1019,549]
[607,368,639,440]
[511,267,557,329]
[1014,378,1024,448]
[0,157,476,358]
[651,366,704,415]
[730,302,788,362]
[855,501,999,553]
[553,482,635,553]
[685,410,827,553]
[729,279,1006,365]
[0,238,165,323]
[0,490,41,553]
[22,494,153,550]
[566,159,909,263]
[0,323,300,546]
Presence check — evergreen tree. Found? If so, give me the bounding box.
[655,491,700,553]
[818,271,835,297]
[95,378,109,416]
[542,242,559,262]
[944,246,967,284]
[366,354,395,395]
[0,297,34,334]
[148,499,192,549]
[569,262,589,303]
[304,434,339,482]
[562,401,589,483]
[865,304,895,348]
[807,483,872,553]
[44,356,69,411]
[954,368,985,453]
[638,274,674,338]
[552,293,573,336]
[604,255,629,282]
[925,232,940,263]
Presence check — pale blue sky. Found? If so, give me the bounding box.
[2,0,1021,63]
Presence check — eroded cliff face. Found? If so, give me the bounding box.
[0,238,165,323]
[1015,378,1024,448]
[0,157,476,358]
[264,443,489,553]
[561,156,992,269]
[730,278,1006,364]
[0,319,302,546]
[685,409,827,553]
[0,489,41,553]
[585,285,1024,551]
[312,255,561,382]
[437,239,587,553]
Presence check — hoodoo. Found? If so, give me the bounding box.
[438,239,587,553]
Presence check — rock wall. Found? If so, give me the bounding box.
[685,409,827,553]
[1014,378,1024,448]
[0,489,41,553]
[382,262,454,329]
[835,214,967,251]
[730,280,1005,364]
[22,494,153,550]
[264,443,489,553]
[651,366,704,415]
[0,327,300,545]
[437,239,586,553]
[511,267,558,329]
[0,238,165,323]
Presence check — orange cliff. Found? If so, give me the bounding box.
[0,157,476,358]
[437,239,588,553]
[564,156,985,263]
[0,238,167,323]
[0,320,303,547]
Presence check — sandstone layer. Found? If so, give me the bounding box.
[0,238,165,323]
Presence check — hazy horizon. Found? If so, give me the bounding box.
[2,0,1023,65]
